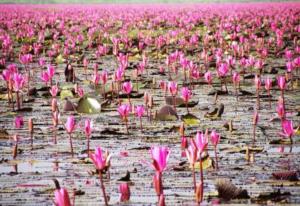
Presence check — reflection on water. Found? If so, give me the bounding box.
[0,160,65,174]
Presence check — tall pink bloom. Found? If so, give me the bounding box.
[118,104,130,120]
[54,188,71,206]
[204,71,212,85]
[2,69,11,82]
[210,130,220,170]
[15,116,24,129]
[84,119,92,138]
[84,119,92,156]
[41,71,50,85]
[65,116,76,134]
[90,147,109,171]
[118,104,130,134]
[50,85,58,97]
[13,73,25,92]
[119,183,130,202]
[217,63,229,77]
[264,78,272,91]
[181,87,192,113]
[232,72,240,85]
[168,81,177,96]
[281,119,295,140]
[122,81,133,94]
[277,76,286,90]
[150,146,170,173]
[193,130,208,203]
[47,65,55,79]
[77,87,84,98]
[90,147,110,206]
[276,102,285,119]
[181,87,191,103]
[65,116,76,156]
[135,105,145,118]
[210,130,220,146]
[193,131,208,154]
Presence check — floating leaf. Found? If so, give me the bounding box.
[165,96,184,106]
[55,54,65,64]
[193,157,213,170]
[0,129,9,139]
[181,113,200,126]
[215,179,250,200]
[60,90,73,100]
[272,171,298,181]
[77,97,101,114]
[63,99,76,112]
[269,138,292,145]
[155,105,178,121]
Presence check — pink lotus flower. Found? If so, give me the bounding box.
[100,70,108,85]
[13,73,25,92]
[54,188,71,206]
[264,78,272,91]
[119,183,130,202]
[204,71,212,85]
[118,104,131,133]
[254,75,261,90]
[39,57,45,67]
[168,81,177,96]
[50,85,58,97]
[115,67,124,82]
[186,143,198,166]
[150,146,170,173]
[92,72,100,86]
[2,69,11,82]
[65,116,76,134]
[118,104,130,120]
[210,130,220,146]
[47,65,55,79]
[217,63,229,77]
[122,81,133,94]
[77,87,84,98]
[135,105,145,118]
[19,54,32,65]
[181,87,192,103]
[281,119,295,139]
[193,131,208,154]
[277,76,286,90]
[232,72,240,85]
[84,119,92,137]
[276,102,285,119]
[90,147,110,171]
[41,71,50,85]
[15,116,24,129]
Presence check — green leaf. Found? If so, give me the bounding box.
[182,113,200,126]
[77,97,101,114]
[55,54,65,64]
[60,90,73,100]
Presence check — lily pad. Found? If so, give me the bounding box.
[193,157,213,170]
[77,97,101,114]
[60,90,73,100]
[55,54,65,64]
[181,113,200,126]
[155,105,178,121]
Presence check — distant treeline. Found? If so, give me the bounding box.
[0,0,297,4]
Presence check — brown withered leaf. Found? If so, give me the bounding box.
[215,179,250,200]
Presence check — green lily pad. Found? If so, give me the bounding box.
[181,113,200,126]
[60,90,73,100]
[55,54,65,64]
[77,97,101,114]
